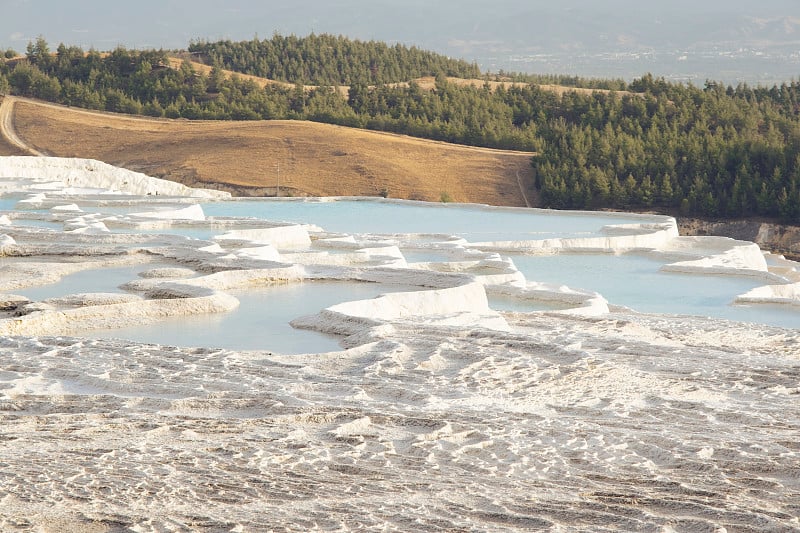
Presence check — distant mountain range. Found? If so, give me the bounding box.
[2,0,798,84]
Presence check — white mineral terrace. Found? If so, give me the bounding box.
[0,156,799,531]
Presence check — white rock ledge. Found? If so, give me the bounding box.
[736,282,800,307]
[472,221,679,253]
[0,290,239,337]
[0,156,229,199]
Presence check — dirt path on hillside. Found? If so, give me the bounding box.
[0,96,44,156]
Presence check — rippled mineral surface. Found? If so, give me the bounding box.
[2,314,799,532]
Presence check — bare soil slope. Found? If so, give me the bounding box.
[4,98,534,206]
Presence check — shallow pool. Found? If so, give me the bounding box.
[88,281,425,353]
[511,253,798,328]
[109,226,221,241]
[0,198,19,211]
[202,199,653,242]
[487,294,572,313]
[16,262,177,301]
[6,219,63,230]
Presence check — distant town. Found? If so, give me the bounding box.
[484,45,800,86]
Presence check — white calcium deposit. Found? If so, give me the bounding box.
[0,156,229,198]
[0,156,799,531]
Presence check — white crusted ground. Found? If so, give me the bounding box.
[0,157,799,531]
[0,156,229,199]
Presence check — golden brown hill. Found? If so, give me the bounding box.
[1,97,535,206]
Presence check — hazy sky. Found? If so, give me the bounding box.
[2,0,798,82]
[3,0,796,48]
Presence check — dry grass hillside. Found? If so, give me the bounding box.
[172,56,635,99]
[0,97,535,206]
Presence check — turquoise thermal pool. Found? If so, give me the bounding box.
[88,281,425,352]
[200,198,651,241]
[511,253,799,328]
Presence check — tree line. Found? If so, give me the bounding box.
[188,34,481,85]
[532,75,800,222]
[1,36,799,222]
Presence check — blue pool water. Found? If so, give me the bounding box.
[88,281,423,353]
[8,219,63,230]
[15,262,175,301]
[202,199,651,242]
[512,253,798,328]
[0,198,18,210]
